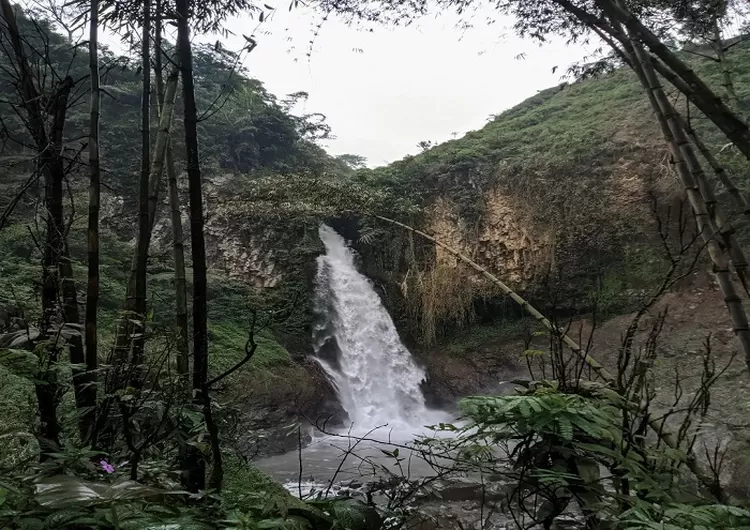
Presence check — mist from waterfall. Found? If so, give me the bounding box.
[312,224,444,435]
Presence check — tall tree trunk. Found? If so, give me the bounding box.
[152,59,187,376]
[155,20,190,381]
[166,141,190,379]
[176,0,214,491]
[60,244,88,439]
[109,8,181,390]
[38,77,72,456]
[131,0,152,387]
[629,36,750,375]
[82,0,100,445]
[0,0,71,455]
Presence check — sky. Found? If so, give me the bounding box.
[95,3,594,168]
[215,6,592,167]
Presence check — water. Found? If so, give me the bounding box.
[313,224,445,436]
[254,225,452,492]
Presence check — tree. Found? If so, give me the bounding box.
[417,140,433,151]
[175,0,213,492]
[0,0,79,455]
[336,153,368,169]
[131,0,152,386]
[154,3,189,382]
[668,0,749,116]
[82,0,101,445]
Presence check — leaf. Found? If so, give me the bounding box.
[557,416,573,441]
[575,456,600,484]
[256,516,305,529]
[259,11,265,22]
[34,476,165,508]
[323,498,381,530]
[518,400,531,418]
[17,518,44,530]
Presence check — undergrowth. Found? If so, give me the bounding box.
[443,317,537,356]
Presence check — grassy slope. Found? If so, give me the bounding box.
[372,41,750,195]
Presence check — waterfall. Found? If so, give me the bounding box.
[313,224,440,434]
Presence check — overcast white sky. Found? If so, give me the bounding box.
[215,6,592,167]
[96,3,593,167]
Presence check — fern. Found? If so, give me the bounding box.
[619,503,750,529]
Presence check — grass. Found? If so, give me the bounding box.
[221,453,308,514]
[0,367,36,469]
[208,321,293,375]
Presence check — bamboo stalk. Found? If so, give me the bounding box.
[629,39,750,369]
[83,0,101,444]
[679,113,750,222]
[154,21,189,381]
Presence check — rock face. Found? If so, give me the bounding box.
[427,191,551,290]
[235,358,347,459]
[206,221,282,288]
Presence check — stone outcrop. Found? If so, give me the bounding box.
[426,192,552,290]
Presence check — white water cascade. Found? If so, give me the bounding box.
[313,225,442,435]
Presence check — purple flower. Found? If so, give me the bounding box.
[99,459,115,474]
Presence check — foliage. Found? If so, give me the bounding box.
[619,502,750,529]
[209,322,292,373]
[418,360,737,528]
[444,317,537,355]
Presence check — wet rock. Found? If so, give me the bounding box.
[0,328,39,348]
[425,479,511,504]
[235,358,347,459]
[435,484,484,502]
[238,425,312,458]
[725,453,750,502]
[552,514,585,529]
[0,303,26,331]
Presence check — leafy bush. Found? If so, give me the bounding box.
[421,379,735,529]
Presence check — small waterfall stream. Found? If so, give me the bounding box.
[312,224,441,434]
